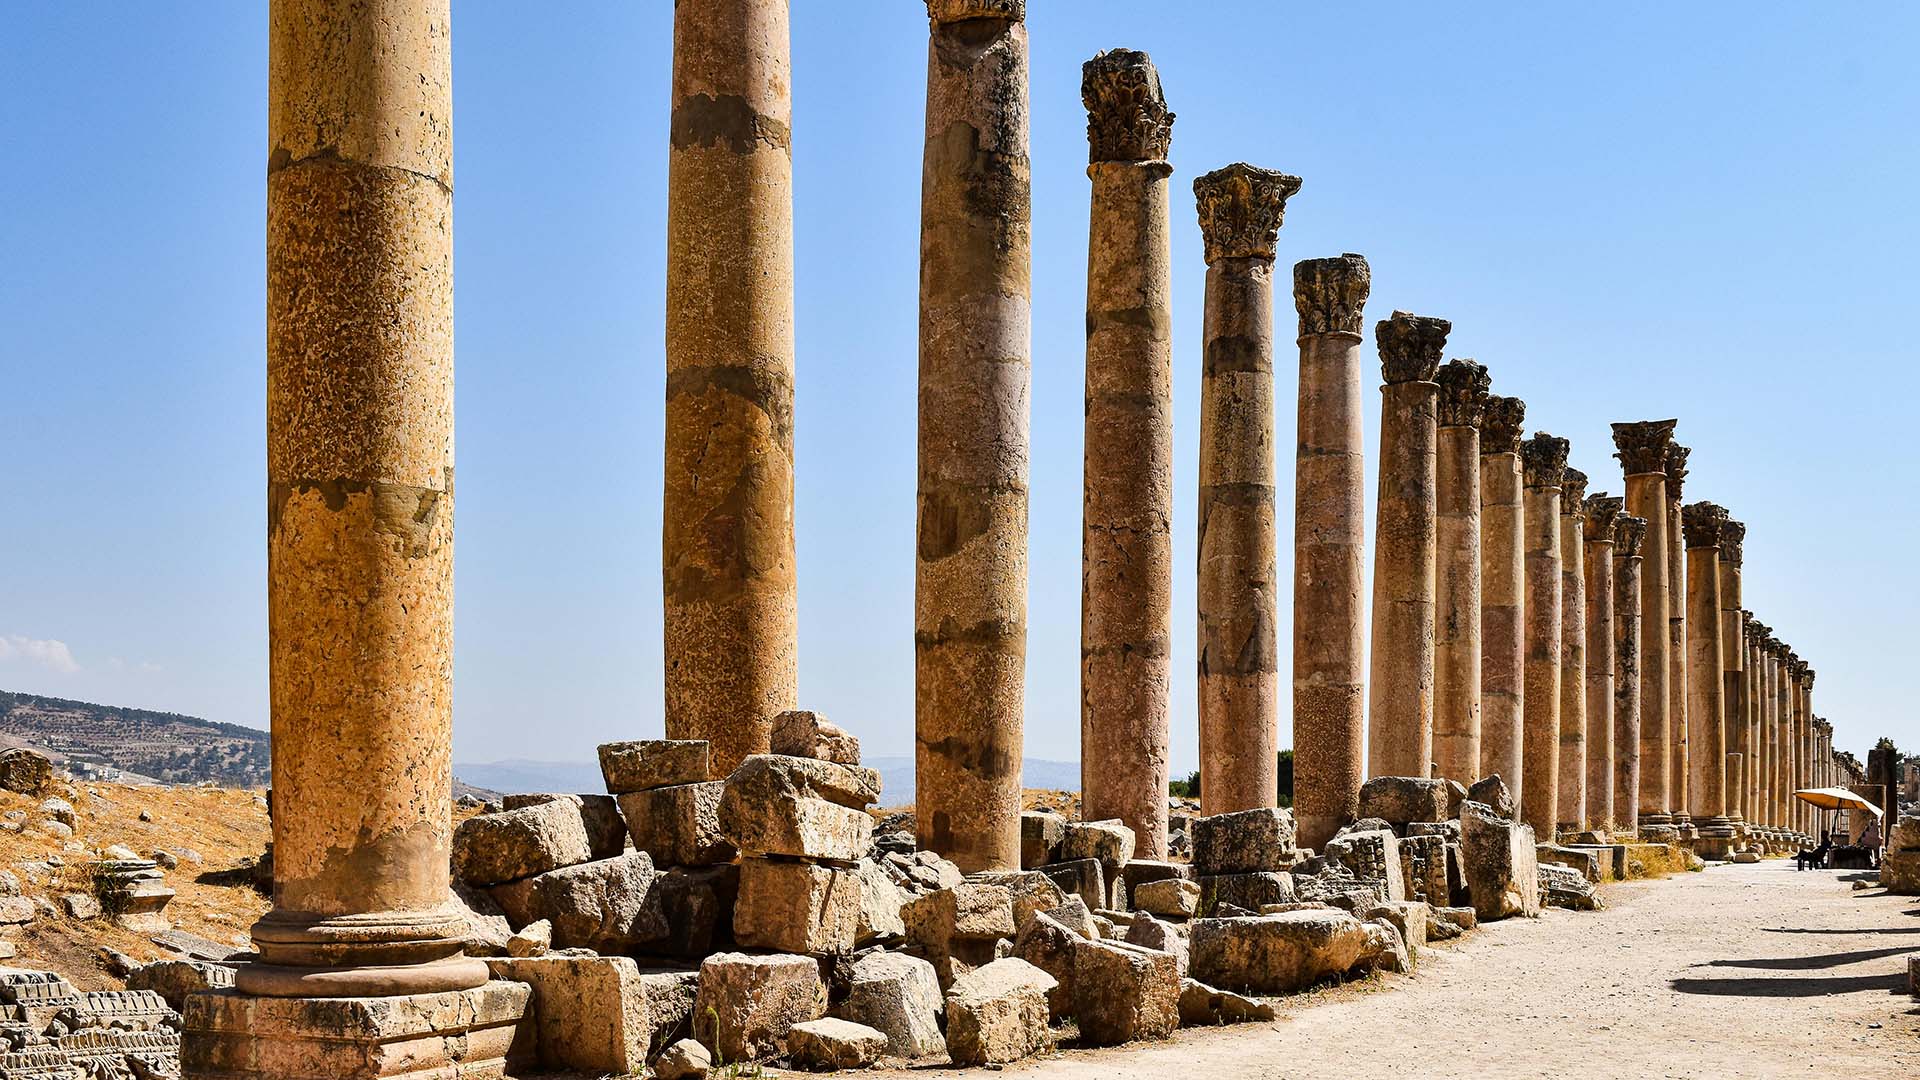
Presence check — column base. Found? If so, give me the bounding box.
[182,981,532,1080]
[1638,810,1674,828]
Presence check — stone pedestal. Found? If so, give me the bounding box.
[1682,502,1733,854]
[1665,447,1692,833]
[1367,311,1449,779]
[1610,515,1647,834]
[1289,251,1369,848]
[1433,360,1489,786]
[1582,495,1622,830]
[1611,420,1676,827]
[916,0,1031,871]
[1079,50,1175,857]
[664,0,800,777]
[1195,164,1300,815]
[1479,396,1527,791]
[183,984,532,1080]
[1556,469,1589,833]
[1519,434,1568,838]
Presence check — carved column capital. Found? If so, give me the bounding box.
[1681,501,1728,548]
[1583,494,1623,540]
[1479,396,1526,455]
[1610,419,1677,475]
[1741,611,1758,641]
[1435,359,1490,428]
[1718,518,1745,566]
[1291,253,1370,337]
[1802,667,1816,687]
[1520,432,1570,488]
[1664,444,1691,501]
[1561,467,1589,512]
[1082,50,1173,164]
[1375,311,1450,384]
[928,0,1024,23]
[1613,513,1648,556]
[1193,164,1300,265]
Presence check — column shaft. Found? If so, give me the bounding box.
[1433,361,1489,786]
[1665,448,1690,827]
[1557,471,1589,831]
[1719,527,1746,826]
[916,0,1031,871]
[1583,496,1621,830]
[1682,502,1730,847]
[1519,435,1568,837]
[1611,515,1647,833]
[1479,398,1527,790]
[1612,420,1676,825]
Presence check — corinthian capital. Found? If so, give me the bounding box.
[1376,311,1450,384]
[1436,359,1490,428]
[1803,666,1816,687]
[928,0,1024,23]
[1681,501,1728,548]
[1292,254,1371,337]
[1521,433,1570,488]
[1665,444,1691,500]
[1613,513,1648,556]
[1193,163,1300,264]
[1610,419,1677,475]
[1481,397,1526,455]
[1584,494,1623,541]
[1561,467,1589,512]
[1083,50,1173,164]
[1718,518,1746,566]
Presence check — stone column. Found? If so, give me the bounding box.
[1795,660,1813,834]
[1719,521,1747,829]
[1368,311,1450,779]
[916,0,1031,872]
[1746,615,1765,825]
[1479,396,1528,790]
[1583,494,1622,831]
[1290,251,1369,848]
[664,0,800,778]
[1665,445,1691,831]
[1771,639,1789,827]
[1557,469,1589,832]
[1611,514,1648,833]
[1080,49,1175,858]
[1434,360,1489,786]
[1611,420,1676,827]
[245,0,482,1000]
[1682,501,1733,855]
[1519,433,1568,838]
[1196,164,1300,816]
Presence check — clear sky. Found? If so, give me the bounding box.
[3,3,1915,774]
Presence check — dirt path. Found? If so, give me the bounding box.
[898,860,1920,1079]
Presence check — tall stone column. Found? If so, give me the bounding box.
[1682,501,1733,855]
[1557,469,1589,832]
[1368,311,1450,779]
[1080,49,1174,857]
[1763,634,1782,826]
[1479,396,1528,789]
[664,0,799,778]
[1795,661,1813,833]
[1611,420,1676,827]
[1519,433,1568,838]
[1611,514,1648,833]
[1771,639,1790,827]
[1719,521,1747,828]
[1745,614,1765,825]
[1195,164,1300,815]
[1583,494,1622,830]
[916,0,1031,871]
[1290,251,1369,847]
[1665,446,1691,830]
[1433,360,1489,786]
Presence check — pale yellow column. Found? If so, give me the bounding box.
[1433,360,1490,785]
[1610,514,1648,833]
[1665,445,1691,831]
[916,0,1031,872]
[1557,469,1589,832]
[1611,420,1675,827]
[1719,521,1747,829]
[1518,434,1568,837]
[1479,396,1527,789]
[1080,49,1175,857]
[1582,494,1621,831]
[1682,501,1733,855]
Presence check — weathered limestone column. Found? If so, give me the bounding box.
[664,0,799,777]
[1783,650,1800,832]
[1557,469,1589,832]
[1745,614,1765,824]
[244,0,483,1000]
[1080,49,1174,857]
[1479,396,1528,788]
[1368,312,1450,778]
[1771,639,1789,827]
[1794,660,1813,833]
[1434,360,1489,785]
[1583,494,1622,830]
[1611,514,1648,833]
[1682,501,1733,855]
[916,0,1031,871]
[1611,420,1676,826]
[1519,433,1568,837]
[1764,634,1783,826]
[1719,521,1747,828]
[1665,445,1691,830]
[1290,251,1370,847]
[1195,164,1300,815]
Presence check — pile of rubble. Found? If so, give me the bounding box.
[0,970,181,1078]
[430,718,1648,1075]
[1883,814,1920,894]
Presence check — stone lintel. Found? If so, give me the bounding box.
[1681,501,1728,548]
[1520,433,1570,488]
[1610,419,1676,475]
[1194,163,1300,264]
[1435,358,1490,428]
[1612,513,1648,557]
[1083,50,1173,164]
[1583,494,1623,540]
[1480,396,1526,455]
[1375,310,1451,384]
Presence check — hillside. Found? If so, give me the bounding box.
[0,690,270,786]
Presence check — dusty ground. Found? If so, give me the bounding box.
[894,859,1920,1079]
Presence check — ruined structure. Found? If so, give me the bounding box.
[1479,397,1528,793]
[1518,434,1569,836]
[1080,49,1175,858]
[1612,421,1676,828]
[1195,164,1299,814]
[1433,361,1490,785]
[916,0,1032,872]
[1583,495,1622,829]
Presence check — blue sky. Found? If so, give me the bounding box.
[3,3,1914,773]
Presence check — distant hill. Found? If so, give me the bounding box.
[0,689,270,786]
[451,755,1085,806]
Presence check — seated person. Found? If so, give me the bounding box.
[1795,831,1832,870]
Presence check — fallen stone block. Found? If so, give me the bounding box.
[770,710,862,765]
[1046,895,1099,939]
[855,859,907,945]
[722,753,882,810]
[693,952,827,1063]
[637,969,701,1060]
[1022,811,1067,869]
[1123,914,1189,978]
[1012,909,1082,1018]
[719,771,876,863]
[490,850,669,953]
[1537,844,1602,882]
[1193,807,1298,875]
[1732,850,1762,864]
[598,739,710,794]
[654,1037,711,1080]
[1399,833,1451,904]
[127,958,235,1011]
[1073,937,1179,1045]
[944,959,1056,1067]
[0,748,52,796]
[969,870,1067,932]
[1118,859,1190,895]
[1357,776,1450,827]
[452,800,595,886]
[1177,978,1274,1025]
[618,781,734,867]
[834,951,946,1060]
[1429,905,1477,939]
[1406,820,1462,841]
[1323,828,1408,902]
[1199,872,1295,914]
[734,857,862,955]
[501,793,628,860]
[904,882,1015,949]
[1467,774,1516,818]
[788,1017,888,1071]
[1459,800,1540,921]
[505,919,551,957]
[1062,819,1136,867]
[1133,877,1200,918]
[1036,858,1106,912]
[1364,900,1428,956]
[1539,863,1604,911]
[1364,918,1412,973]
[1188,909,1385,994]
[485,954,651,1076]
